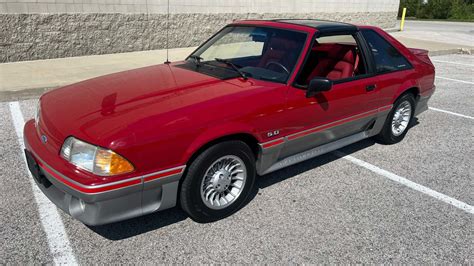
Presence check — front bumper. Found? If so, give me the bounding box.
[23,120,185,226]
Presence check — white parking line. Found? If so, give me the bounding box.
[333,151,474,215]
[432,59,474,67]
[436,76,474,85]
[8,102,78,265]
[429,107,474,120]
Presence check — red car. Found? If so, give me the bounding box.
[24,19,435,225]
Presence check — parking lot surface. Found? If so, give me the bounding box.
[0,54,472,264]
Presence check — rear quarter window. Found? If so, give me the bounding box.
[361,29,411,74]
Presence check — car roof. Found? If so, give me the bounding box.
[232,19,359,36]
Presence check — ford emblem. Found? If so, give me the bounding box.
[41,135,48,144]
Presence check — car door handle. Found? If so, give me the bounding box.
[366,84,377,91]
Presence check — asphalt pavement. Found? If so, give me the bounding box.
[0,54,473,264]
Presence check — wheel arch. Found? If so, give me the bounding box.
[392,79,421,103]
[401,87,420,101]
[176,131,260,205]
[182,125,261,169]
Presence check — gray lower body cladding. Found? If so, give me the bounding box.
[257,93,433,176]
[414,94,431,117]
[33,165,182,226]
[23,133,184,226]
[256,104,410,175]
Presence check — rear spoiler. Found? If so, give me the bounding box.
[408,48,433,66]
[408,48,429,56]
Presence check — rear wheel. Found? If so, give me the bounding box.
[375,93,415,144]
[180,141,256,223]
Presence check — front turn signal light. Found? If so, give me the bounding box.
[94,149,135,176]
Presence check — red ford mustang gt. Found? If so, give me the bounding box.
[23,19,435,225]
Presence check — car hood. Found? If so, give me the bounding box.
[39,63,256,150]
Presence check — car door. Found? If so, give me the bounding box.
[279,32,380,158]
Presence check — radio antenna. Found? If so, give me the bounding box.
[164,0,170,64]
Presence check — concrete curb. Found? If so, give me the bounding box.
[0,87,54,103]
[429,48,473,56]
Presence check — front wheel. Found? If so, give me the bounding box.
[375,93,415,144]
[180,141,256,223]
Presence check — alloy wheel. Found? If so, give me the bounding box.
[200,155,247,210]
[391,100,412,136]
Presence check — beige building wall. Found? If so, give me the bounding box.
[0,0,400,62]
[1,0,399,14]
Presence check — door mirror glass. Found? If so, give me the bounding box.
[306,78,332,98]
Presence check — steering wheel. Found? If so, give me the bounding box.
[265,61,290,75]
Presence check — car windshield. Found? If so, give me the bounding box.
[188,26,308,83]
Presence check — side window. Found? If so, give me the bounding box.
[361,30,411,73]
[296,33,367,85]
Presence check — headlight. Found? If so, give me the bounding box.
[60,137,134,176]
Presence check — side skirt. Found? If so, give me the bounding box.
[256,105,392,175]
[258,131,369,175]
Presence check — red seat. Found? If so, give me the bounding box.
[306,44,356,82]
[326,49,355,80]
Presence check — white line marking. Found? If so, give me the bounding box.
[8,102,78,265]
[436,76,474,85]
[429,107,474,120]
[333,151,474,215]
[432,59,474,67]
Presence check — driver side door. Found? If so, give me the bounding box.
[279,32,381,159]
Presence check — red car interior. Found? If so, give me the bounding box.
[305,43,359,82]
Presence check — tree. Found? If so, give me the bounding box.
[398,0,474,21]
[398,0,422,17]
[417,0,452,19]
[449,0,474,20]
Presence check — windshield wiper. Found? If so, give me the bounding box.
[215,58,248,80]
[188,55,203,66]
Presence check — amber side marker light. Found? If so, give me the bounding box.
[94,149,135,176]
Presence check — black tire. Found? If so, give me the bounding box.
[180,140,256,223]
[375,93,416,144]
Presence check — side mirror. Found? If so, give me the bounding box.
[306,78,332,98]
